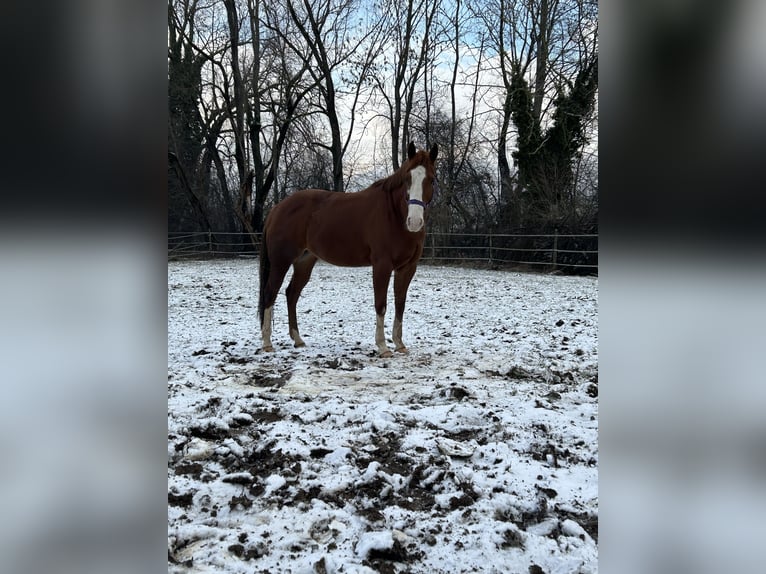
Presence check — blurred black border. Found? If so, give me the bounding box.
[601,0,766,246]
[0,2,167,573]
[601,1,766,573]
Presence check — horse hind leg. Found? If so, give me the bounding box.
[286,252,318,348]
[261,252,293,352]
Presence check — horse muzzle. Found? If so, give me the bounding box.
[406,216,424,232]
[406,199,426,232]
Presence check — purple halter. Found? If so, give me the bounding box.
[405,178,436,208]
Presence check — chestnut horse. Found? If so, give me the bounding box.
[258,142,438,357]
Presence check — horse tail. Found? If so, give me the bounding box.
[258,229,270,328]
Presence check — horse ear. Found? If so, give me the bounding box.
[407,142,416,159]
[429,144,438,162]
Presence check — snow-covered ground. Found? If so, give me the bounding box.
[168,259,598,574]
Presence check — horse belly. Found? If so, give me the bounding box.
[306,219,371,267]
[308,238,370,267]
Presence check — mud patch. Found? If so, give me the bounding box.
[245,369,291,388]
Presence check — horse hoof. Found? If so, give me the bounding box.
[263,345,275,353]
[294,341,306,348]
[379,350,393,358]
[395,346,409,354]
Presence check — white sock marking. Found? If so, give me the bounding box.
[262,306,273,350]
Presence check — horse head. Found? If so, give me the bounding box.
[403,142,438,232]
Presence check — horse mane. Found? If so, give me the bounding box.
[368,155,425,195]
[368,170,404,195]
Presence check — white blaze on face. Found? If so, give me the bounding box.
[406,165,426,232]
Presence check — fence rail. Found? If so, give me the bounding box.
[168,231,598,273]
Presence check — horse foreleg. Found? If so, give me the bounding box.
[372,265,393,357]
[392,316,405,353]
[393,265,417,353]
[376,314,391,357]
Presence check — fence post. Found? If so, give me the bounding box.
[552,228,558,271]
[488,233,493,265]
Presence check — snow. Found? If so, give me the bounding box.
[263,474,287,496]
[168,259,598,573]
[356,530,395,558]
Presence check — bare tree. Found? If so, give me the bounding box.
[167,0,598,244]
[475,0,598,231]
[182,0,321,234]
[247,0,320,227]
[282,0,385,192]
[168,0,210,231]
[371,0,439,171]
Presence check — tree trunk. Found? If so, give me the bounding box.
[247,0,265,216]
[532,0,551,124]
[222,0,255,239]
